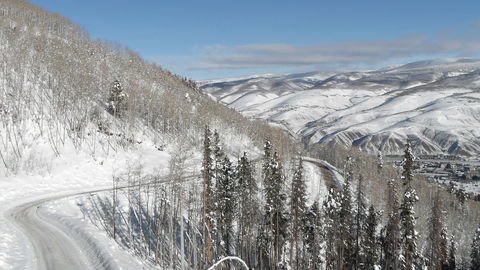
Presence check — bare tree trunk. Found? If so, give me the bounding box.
[180,184,185,270]
[169,186,175,270]
[112,176,117,240]
[155,199,164,265]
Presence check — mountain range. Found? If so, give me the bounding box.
[201,58,480,156]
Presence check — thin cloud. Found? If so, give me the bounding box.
[187,34,480,70]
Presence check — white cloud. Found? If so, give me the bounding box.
[187,34,480,70]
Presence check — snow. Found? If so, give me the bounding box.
[202,59,480,156]
[0,136,172,269]
[42,194,152,269]
[303,157,345,189]
[303,161,328,205]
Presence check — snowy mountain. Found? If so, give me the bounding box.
[201,59,480,156]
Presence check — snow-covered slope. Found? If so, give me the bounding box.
[201,59,480,156]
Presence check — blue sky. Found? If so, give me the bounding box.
[29,0,480,80]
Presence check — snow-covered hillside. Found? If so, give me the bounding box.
[201,59,480,156]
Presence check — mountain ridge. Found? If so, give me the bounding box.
[201,58,480,156]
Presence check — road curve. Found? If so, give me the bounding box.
[5,175,198,270]
[9,197,99,270]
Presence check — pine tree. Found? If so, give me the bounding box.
[440,228,449,270]
[339,166,354,270]
[289,158,307,269]
[471,226,480,270]
[212,129,223,257]
[324,188,340,270]
[428,190,448,270]
[263,139,288,269]
[353,174,367,269]
[383,178,400,270]
[448,238,456,270]
[212,130,225,259]
[303,201,322,270]
[235,152,257,266]
[107,79,127,117]
[216,155,236,259]
[364,205,379,269]
[202,125,215,270]
[400,140,419,270]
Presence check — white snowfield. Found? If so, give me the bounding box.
[201,58,480,156]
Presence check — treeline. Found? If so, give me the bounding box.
[311,143,480,268]
[198,130,480,269]
[199,132,480,269]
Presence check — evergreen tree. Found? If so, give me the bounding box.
[448,238,456,270]
[339,168,354,269]
[216,155,236,259]
[400,140,419,270]
[235,152,257,266]
[107,79,127,117]
[428,190,448,270]
[353,174,367,269]
[212,130,223,259]
[202,125,215,269]
[456,188,467,205]
[364,205,379,269]
[324,188,340,270]
[471,226,480,270]
[289,158,307,269]
[303,201,322,270]
[262,139,288,269]
[383,178,400,270]
[440,228,449,270]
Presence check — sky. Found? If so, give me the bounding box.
[28,0,480,80]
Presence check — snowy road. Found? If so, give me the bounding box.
[5,175,198,270]
[9,196,100,270]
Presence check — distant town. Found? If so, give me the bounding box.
[386,154,480,199]
[386,155,480,181]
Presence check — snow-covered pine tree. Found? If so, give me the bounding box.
[202,125,214,270]
[400,140,419,270]
[216,155,236,260]
[339,166,354,269]
[263,139,288,269]
[303,201,322,270]
[107,79,127,117]
[353,174,367,269]
[235,152,257,266]
[289,157,307,269]
[212,129,223,258]
[427,190,447,270]
[383,178,400,270]
[270,151,289,268]
[448,238,456,270]
[377,153,384,173]
[364,205,379,269]
[471,225,480,270]
[440,228,449,270]
[211,129,231,262]
[324,188,340,270]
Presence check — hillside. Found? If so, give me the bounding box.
[201,59,480,156]
[0,1,294,268]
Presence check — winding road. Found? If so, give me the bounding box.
[9,196,99,270]
[5,175,197,270]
